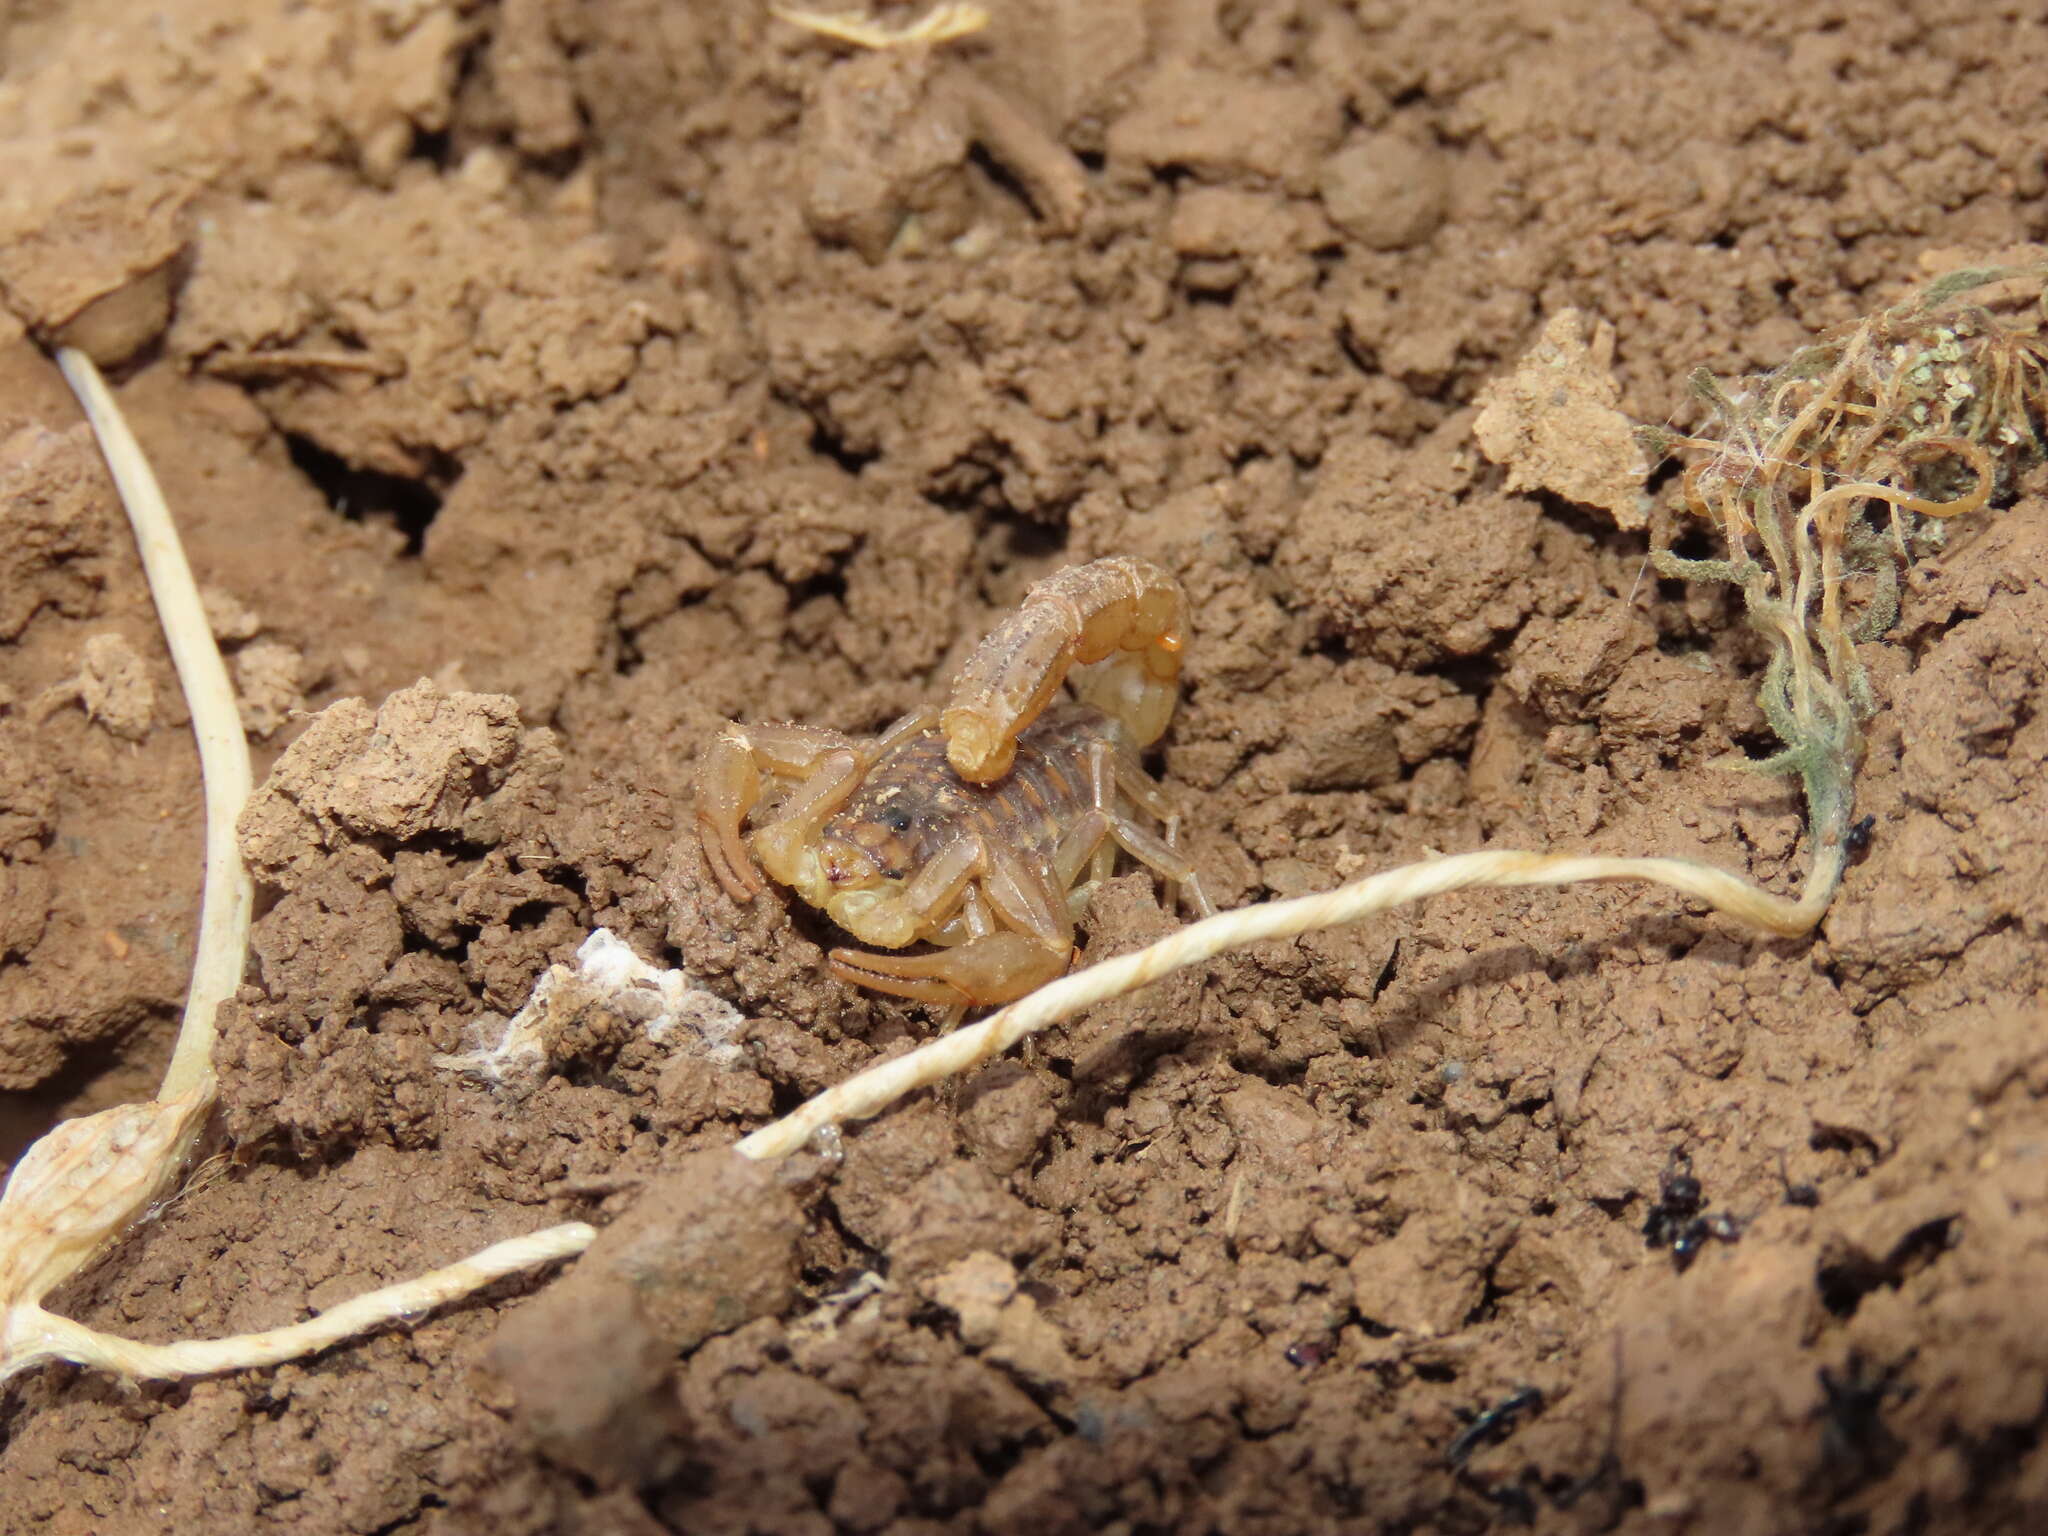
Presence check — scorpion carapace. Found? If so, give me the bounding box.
[695,557,1211,1011]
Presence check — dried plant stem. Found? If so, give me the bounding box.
[4,1222,597,1380]
[6,829,1833,1384]
[2,353,261,1390]
[736,843,1843,1160]
[2,357,591,1390]
[1649,266,2047,895]
[55,347,252,1104]
[200,349,401,380]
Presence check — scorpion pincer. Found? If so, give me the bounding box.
[694,556,1215,1011]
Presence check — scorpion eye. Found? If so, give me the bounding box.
[886,810,913,835]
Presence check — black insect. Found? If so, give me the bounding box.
[1641,1148,1745,1271]
[1678,1208,1745,1267]
[1446,1385,1545,1469]
[1641,1147,1703,1236]
[1845,814,1877,857]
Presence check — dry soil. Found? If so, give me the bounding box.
[3,2,2047,1533]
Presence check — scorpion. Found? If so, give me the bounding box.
[695,555,1216,1010]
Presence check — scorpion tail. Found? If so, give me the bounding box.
[943,556,1186,783]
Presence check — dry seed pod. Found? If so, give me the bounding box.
[0,1087,209,1311]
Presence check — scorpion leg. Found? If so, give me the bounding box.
[696,726,770,901]
[1048,808,1113,916]
[957,883,999,940]
[918,892,994,1026]
[924,882,995,947]
[694,721,863,902]
[981,841,1075,952]
[1089,742,1217,918]
[749,745,866,887]
[830,931,1068,1009]
[944,556,1187,783]
[900,833,985,923]
[830,839,1074,1009]
[872,703,941,756]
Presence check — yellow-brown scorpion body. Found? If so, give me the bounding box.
[696,556,1214,1009]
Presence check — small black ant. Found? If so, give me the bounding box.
[1641,1148,1745,1271]
[1641,1147,1703,1234]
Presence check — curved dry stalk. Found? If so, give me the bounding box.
[1790,454,1992,657]
[0,357,589,1392]
[736,842,1843,1162]
[7,828,1839,1385]
[3,1222,597,1380]
[54,348,253,1104]
[1,354,262,1390]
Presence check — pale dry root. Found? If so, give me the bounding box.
[0,355,588,1390]
[735,841,1844,1159]
[149,837,1831,1380]
[7,819,1839,1384]
[4,1222,598,1380]
[55,348,252,1104]
[0,352,252,1389]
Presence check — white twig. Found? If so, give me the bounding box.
[0,358,591,1391]
[1,355,264,1392]
[736,844,1841,1160]
[55,348,253,1104]
[2,1222,596,1379]
[4,825,1836,1385]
